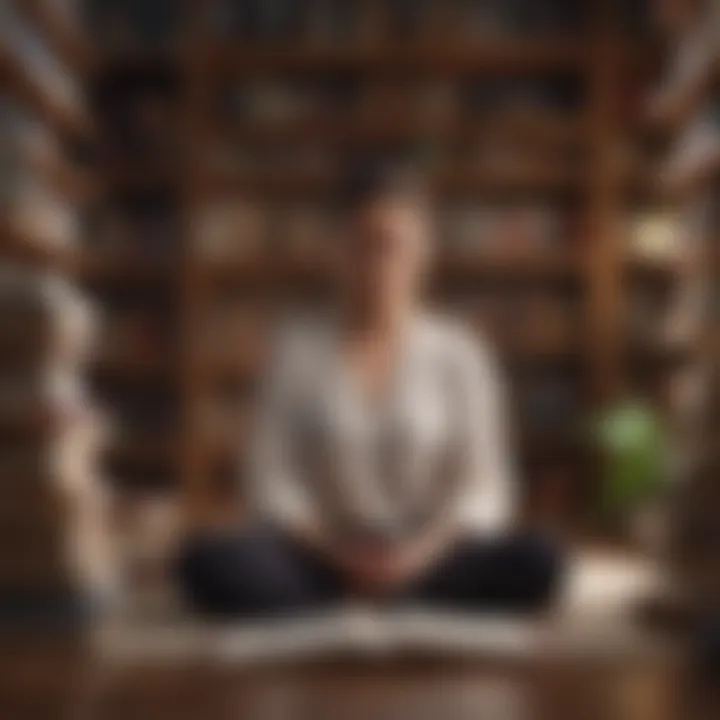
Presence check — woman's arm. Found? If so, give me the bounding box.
[454,332,517,534]
[398,332,517,559]
[250,325,317,534]
[251,325,372,578]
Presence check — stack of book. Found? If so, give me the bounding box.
[1,0,118,624]
[0,99,79,253]
[0,268,117,623]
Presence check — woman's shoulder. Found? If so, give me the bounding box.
[270,314,336,368]
[419,314,503,393]
[418,312,496,366]
[273,314,330,345]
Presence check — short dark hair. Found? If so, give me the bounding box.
[338,150,429,211]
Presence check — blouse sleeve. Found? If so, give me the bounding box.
[249,325,316,532]
[453,332,517,534]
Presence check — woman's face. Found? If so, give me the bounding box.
[343,196,431,315]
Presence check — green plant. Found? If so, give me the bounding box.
[595,399,671,521]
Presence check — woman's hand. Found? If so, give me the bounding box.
[288,528,412,595]
[341,546,416,596]
[342,529,455,597]
[291,522,458,597]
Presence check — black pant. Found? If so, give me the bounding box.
[176,530,563,619]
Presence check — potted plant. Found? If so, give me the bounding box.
[594,398,673,550]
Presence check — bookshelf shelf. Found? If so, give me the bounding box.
[626,255,689,281]
[91,354,179,381]
[78,254,179,288]
[200,252,584,286]
[210,41,587,75]
[438,252,584,278]
[206,166,590,198]
[220,115,588,147]
[104,438,179,469]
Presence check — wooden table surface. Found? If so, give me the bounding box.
[0,635,715,720]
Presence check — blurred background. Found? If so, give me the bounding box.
[1,0,720,716]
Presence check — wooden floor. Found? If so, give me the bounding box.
[1,636,717,720]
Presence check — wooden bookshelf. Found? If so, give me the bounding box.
[635,3,720,615]
[78,0,693,534]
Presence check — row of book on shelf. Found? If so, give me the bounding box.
[218,77,584,124]
[99,74,589,169]
[82,0,653,48]
[2,114,714,268]
[95,285,704,375]
[1,2,82,118]
[78,196,699,264]
[0,98,79,251]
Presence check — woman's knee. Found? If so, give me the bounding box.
[174,531,334,618]
[174,532,275,617]
[508,533,565,609]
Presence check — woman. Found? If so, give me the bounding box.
[178,157,563,617]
